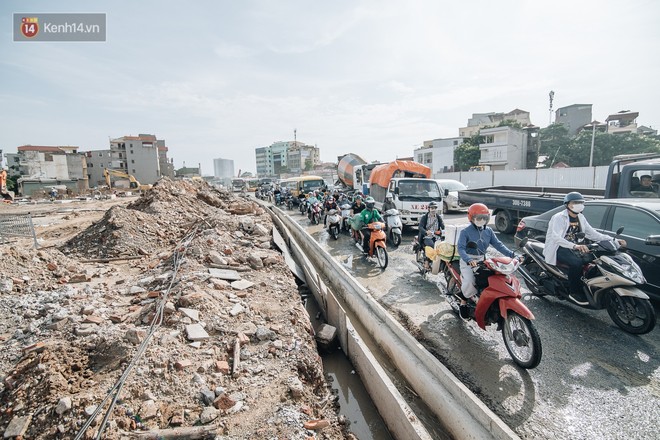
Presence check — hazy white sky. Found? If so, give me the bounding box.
[2,0,659,175]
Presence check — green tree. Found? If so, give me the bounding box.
[453,142,480,171]
[538,123,571,167]
[304,159,313,171]
[569,132,660,166]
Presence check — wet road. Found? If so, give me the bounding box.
[289,207,660,440]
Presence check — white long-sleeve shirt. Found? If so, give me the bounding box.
[543,209,611,265]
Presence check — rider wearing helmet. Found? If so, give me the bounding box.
[543,192,625,305]
[351,195,365,215]
[323,195,338,225]
[456,203,516,320]
[358,196,383,253]
[418,201,446,253]
[383,193,397,212]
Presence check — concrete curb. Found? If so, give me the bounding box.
[267,205,520,440]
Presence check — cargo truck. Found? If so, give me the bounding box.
[336,153,381,195]
[369,160,443,227]
[458,153,660,233]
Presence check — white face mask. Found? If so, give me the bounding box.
[474,219,488,227]
[570,203,585,213]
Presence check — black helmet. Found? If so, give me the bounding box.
[365,196,375,209]
[563,192,585,205]
[428,201,438,210]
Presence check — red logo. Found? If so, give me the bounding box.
[21,17,39,38]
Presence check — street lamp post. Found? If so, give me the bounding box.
[589,121,596,167]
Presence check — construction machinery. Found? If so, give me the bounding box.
[0,169,14,201]
[103,169,153,192]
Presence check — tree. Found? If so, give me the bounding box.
[569,132,660,166]
[304,159,313,171]
[538,123,571,167]
[453,142,480,171]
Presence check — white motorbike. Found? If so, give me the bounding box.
[326,209,341,240]
[340,203,352,234]
[384,208,403,247]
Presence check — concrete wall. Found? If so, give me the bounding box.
[126,141,160,185]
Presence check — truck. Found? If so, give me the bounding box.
[336,154,381,195]
[458,153,660,233]
[369,160,443,227]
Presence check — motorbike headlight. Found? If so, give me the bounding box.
[400,209,411,215]
[602,255,646,284]
[374,223,382,230]
[487,258,518,275]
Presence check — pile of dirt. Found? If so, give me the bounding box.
[0,180,351,439]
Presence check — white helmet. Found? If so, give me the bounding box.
[385,193,393,200]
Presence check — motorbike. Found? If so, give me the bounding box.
[517,230,656,335]
[439,242,542,369]
[308,202,322,225]
[340,203,352,234]
[274,192,283,206]
[351,221,388,269]
[326,209,341,240]
[413,233,444,278]
[285,194,294,210]
[384,208,403,247]
[299,198,308,215]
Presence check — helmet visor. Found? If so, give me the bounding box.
[473,214,490,222]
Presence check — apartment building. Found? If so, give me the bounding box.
[478,126,528,171]
[414,137,465,176]
[459,109,532,137]
[555,104,593,136]
[255,141,320,177]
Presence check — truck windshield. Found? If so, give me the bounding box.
[398,180,441,201]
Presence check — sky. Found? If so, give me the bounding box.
[1,0,659,176]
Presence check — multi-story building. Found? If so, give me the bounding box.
[8,145,89,196]
[606,111,639,135]
[157,139,175,179]
[213,158,235,187]
[555,104,593,136]
[414,137,465,176]
[85,149,113,187]
[478,126,528,171]
[108,134,161,185]
[459,109,532,137]
[255,141,320,177]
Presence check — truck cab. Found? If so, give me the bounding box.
[384,178,443,226]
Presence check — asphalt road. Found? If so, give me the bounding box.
[290,207,660,440]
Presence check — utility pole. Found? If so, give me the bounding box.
[548,90,555,125]
[294,128,297,145]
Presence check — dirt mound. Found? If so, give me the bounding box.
[0,180,349,439]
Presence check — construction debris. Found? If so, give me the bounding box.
[0,179,348,439]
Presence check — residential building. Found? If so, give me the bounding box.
[478,126,528,171]
[414,137,465,176]
[459,109,532,137]
[606,111,639,135]
[255,140,320,177]
[555,104,592,136]
[108,134,162,185]
[85,149,113,187]
[158,139,175,179]
[10,145,88,196]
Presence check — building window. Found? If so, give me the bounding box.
[130,150,134,155]
[131,160,135,164]
[132,169,136,174]
[88,163,93,168]
[453,140,458,145]
[99,152,103,157]
[45,153,53,162]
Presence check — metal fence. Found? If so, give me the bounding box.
[0,213,39,248]
[435,165,610,189]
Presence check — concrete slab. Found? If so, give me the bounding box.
[185,323,209,341]
[231,279,254,290]
[178,307,199,321]
[208,268,241,281]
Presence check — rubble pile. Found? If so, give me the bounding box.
[0,180,349,439]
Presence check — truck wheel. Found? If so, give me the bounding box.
[495,210,515,234]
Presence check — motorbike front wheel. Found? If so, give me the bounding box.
[330,225,339,240]
[502,311,542,369]
[376,246,388,269]
[390,232,401,247]
[606,292,656,335]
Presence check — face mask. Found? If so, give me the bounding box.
[570,203,585,213]
[474,219,487,227]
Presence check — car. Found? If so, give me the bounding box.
[514,199,660,301]
[435,179,469,214]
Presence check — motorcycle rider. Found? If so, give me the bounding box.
[323,194,338,225]
[306,191,320,215]
[358,196,383,253]
[457,203,516,320]
[543,192,626,305]
[352,195,366,215]
[418,201,445,265]
[383,193,397,212]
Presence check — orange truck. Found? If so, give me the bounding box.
[369,160,443,227]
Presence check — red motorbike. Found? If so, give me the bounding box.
[439,246,542,369]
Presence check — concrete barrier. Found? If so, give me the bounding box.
[267,204,520,440]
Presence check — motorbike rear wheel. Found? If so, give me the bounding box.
[502,311,542,369]
[605,292,656,335]
[376,246,388,269]
[330,225,339,240]
[312,213,319,225]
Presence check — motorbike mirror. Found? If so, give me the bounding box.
[645,235,660,246]
[615,226,625,236]
[467,241,478,249]
[519,237,528,247]
[444,188,449,197]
